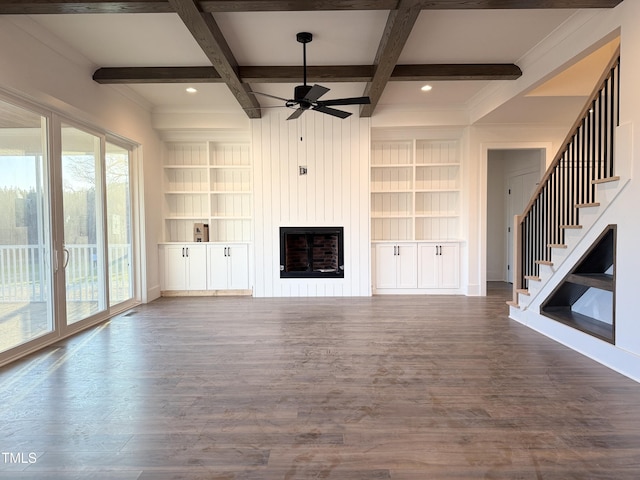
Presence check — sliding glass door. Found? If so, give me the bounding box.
[0,99,54,352]
[61,125,107,325]
[0,96,138,362]
[106,142,133,307]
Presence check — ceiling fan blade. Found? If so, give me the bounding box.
[250,91,291,102]
[287,108,306,120]
[312,105,352,119]
[303,84,330,103]
[317,96,371,106]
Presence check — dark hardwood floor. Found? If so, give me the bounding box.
[1,282,640,479]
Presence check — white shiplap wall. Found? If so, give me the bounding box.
[251,110,371,297]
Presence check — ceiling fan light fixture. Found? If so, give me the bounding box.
[186,87,198,94]
[250,32,370,121]
[421,84,433,92]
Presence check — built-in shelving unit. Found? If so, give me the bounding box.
[370,138,462,294]
[162,142,251,243]
[371,139,460,241]
[541,225,616,343]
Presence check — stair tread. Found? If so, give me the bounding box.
[536,260,554,266]
[516,288,530,296]
[506,300,520,309]
[548,243,567,248]
[524,275,541,281]
[592,176,620,185]
[560,225,583,229]
[576,202,601,208]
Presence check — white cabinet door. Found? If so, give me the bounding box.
[161,244,207,291]
[417,242,460,289]
[185,244,207,290]
[207,244,228,290]
[375,243,398,289]
[439,243,460,289]
[208,244,249,290]
[395,243,417,288]
[227,244,249,290]
[374,243,417,289]
[417,243,439,289]
[162,245,188,291]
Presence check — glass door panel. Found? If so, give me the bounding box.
[106,142,133,306]
[61,125,106,324]
[0,100,53,353]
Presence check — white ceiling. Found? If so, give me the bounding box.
[26,8,610,123]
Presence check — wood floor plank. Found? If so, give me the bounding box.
[1,283,640,479]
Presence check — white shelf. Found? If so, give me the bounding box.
[164,165,208,169]
[414,188,460,193]
[162,141,252,243]
[371,164,414,168]
[209,165,251,169]
[415,163,460,167]
[371,139,460,242]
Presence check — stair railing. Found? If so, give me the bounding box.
[512,49,620,304]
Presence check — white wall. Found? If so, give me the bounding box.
[0,16,164,302]
[251,110,371,297]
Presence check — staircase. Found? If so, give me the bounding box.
[508,50,626,342]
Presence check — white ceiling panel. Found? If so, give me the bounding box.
[127,83,240,110]
[379,81,491,109]
[30,13,210,67]
[212,11,389,66]
[400,10,576,64]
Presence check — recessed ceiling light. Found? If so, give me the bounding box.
[421,85,433,92]
[186,87,197,94]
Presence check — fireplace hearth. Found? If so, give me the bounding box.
[280,227,344,278]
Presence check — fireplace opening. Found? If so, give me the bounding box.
[280,227,344,278]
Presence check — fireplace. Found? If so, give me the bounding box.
[280,227,344,278]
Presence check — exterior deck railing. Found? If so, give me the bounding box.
[0,244,130,303]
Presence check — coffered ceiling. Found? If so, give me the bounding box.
[0,1,624,123]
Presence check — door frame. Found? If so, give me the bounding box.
[479,142,552,296]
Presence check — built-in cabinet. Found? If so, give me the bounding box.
[207,244,249,290]
[160,244,208,292]
[417,242,460,289]
[373,241,459,293]
[374,243,418,289]
[371,138,462,294]
[160,141,252,295]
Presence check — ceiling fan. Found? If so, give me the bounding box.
[250,32,371,120]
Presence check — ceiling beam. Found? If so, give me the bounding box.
[167,0,261,118]
[0,0,623,14]
[360,0,421,117]
[199,0,623,11]
[391,63,522,81]
[93,63,522,84]
[0,1,173,14]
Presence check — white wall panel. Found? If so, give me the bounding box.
[251,111,370,297]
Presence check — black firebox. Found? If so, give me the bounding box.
[280,227,344,278]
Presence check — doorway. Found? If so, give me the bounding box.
[487,149,544,283]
